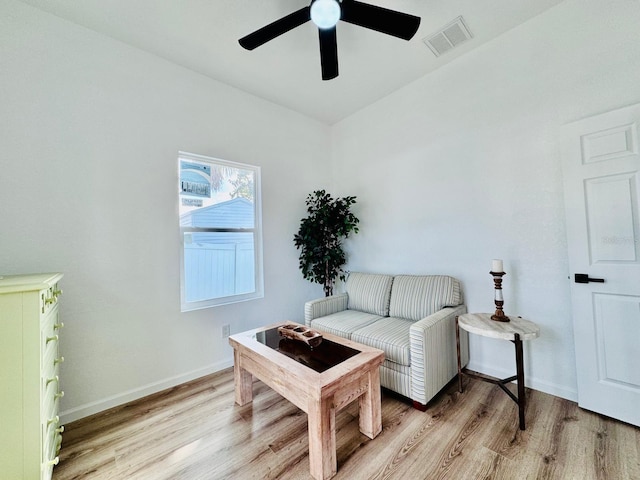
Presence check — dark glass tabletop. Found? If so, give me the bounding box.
[255,326,360,373]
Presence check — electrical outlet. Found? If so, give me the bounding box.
[222,324,230,338]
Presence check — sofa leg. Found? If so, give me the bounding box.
[412,400,427,412]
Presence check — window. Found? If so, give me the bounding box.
[179,152,263,311]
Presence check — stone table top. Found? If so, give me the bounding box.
[457,313,540,341]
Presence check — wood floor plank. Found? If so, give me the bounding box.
[54,368,640,480]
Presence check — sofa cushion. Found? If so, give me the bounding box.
[345,272,394,316]
[389,275,462,321]
[351,317,413,366]
[310,310,383,339]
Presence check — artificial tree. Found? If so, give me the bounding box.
[293,190,359,296]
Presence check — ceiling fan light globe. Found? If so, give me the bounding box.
[310,0,341,29]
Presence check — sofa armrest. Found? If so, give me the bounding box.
[304,293,349,326]
[409,304,468,406]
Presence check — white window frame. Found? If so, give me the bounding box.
[179,151,263,311]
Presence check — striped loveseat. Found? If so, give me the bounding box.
[305,272,469,409]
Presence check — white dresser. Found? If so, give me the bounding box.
[0,273,65,480]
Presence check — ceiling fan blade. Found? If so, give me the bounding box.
[319,27,338,80]
[341,0,420,40]
[239,7,311,50]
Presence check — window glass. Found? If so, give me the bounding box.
[179,152,263,311]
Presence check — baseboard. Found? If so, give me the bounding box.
[59,357,234,424]
[61,358,578,425]
[466,360,578,402]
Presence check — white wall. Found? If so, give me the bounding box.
[331,0,640,401]
[0,0,330,422]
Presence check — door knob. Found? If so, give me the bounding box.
[574,273,605,283]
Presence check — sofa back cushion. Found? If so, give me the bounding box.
[389,275,462,321]
[346,272,394,316]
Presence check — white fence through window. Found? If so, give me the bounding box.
[184,238,255,302]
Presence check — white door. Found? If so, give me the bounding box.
[561,103,640,427]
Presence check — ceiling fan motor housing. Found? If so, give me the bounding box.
[310,0,342,29]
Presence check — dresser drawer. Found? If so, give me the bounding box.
[43,365,62,419]
[40,282,62,317]
[42,329,63,379]
[41,304,63,397]
[41,305,61,363]
[42,396,63,478]
[42,344,61,406]
[42,425,61,480]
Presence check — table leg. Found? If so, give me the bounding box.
[308,396,337,480]
[514,333,526,430]
[456,316,463,393]
[358,367,382,439]
[233,349,253,406]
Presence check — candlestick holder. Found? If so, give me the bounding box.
[490,271,510,322]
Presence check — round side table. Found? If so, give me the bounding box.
[455,313,539,430]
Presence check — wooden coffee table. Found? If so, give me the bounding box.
[229,322,385,480]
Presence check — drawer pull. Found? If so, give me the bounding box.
[55,356,65,365]
[55,390,65,399]
[45,296,56,305]
[47,415,60,427]
[56,430,64,453]
[53,289,63,297]
[46,375,59,386]
[54,322,64,330]
[47,457,60,467]
[55,425,65,434]
[46,334,59,344]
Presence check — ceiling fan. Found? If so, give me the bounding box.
[239,0,421,81]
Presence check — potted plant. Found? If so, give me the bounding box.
[293,190,359,296]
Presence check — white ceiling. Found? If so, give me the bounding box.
[18,0,565,124]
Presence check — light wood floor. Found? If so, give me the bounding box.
[54,368,640,480]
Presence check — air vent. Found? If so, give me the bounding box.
[423,16,473,57]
